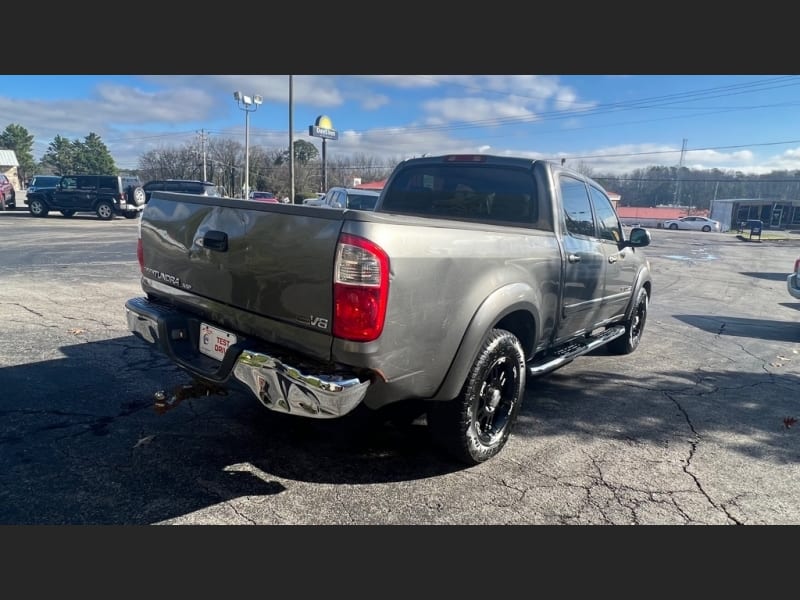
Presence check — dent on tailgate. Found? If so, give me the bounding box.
[140,196,345,353]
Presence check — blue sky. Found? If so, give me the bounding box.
[2,74,800,175]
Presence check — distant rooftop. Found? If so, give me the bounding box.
[0,149,19,167]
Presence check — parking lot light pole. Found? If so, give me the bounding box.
[233,91,263,199]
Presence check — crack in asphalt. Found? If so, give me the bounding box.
[0,399,156,443]
[664,390,742,525]
[7,303,46,318]
[732,340,773,375]
[225,500,257,525]
[585,453,634,525]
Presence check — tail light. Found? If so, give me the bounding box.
[333,233,389,342]
[794,258,800,274]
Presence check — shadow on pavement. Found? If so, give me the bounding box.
[0,337,460,524]
[673,314,800,343]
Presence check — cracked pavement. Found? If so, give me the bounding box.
[1,213,799,524]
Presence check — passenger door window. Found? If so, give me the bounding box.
[589,186,622,243]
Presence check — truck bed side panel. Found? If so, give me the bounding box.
[335,215,562,400]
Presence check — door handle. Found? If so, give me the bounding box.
[568,254,581,263]
[200,230,228,252]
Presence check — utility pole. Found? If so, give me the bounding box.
[197,129,208,181]
[710,180,719,219]
[673,138,687,208]
[289,75,295,204]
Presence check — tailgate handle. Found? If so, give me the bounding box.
[202,230,228,252]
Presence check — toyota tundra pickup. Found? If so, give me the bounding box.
[125,154,652,464]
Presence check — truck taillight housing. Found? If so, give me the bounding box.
[333,233,389,342]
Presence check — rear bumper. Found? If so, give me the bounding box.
[124,296,370,418]
[788,272,800,300]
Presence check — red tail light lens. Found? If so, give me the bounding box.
[333,233,389,342]
[794,258,800,274]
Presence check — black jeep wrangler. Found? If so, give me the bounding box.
[26,175,145,220]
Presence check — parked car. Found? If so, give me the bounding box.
[788,257,800,300]
[26,175,61,194]
[26,174,145,219]
[249,191,279,203]
[0,173,16,210]
[663,216,721,232]
[142,179,222,204]
[305,187,380,210]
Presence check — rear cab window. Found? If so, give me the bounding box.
[380,162,551,230]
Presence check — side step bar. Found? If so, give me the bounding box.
[527,324,626,377]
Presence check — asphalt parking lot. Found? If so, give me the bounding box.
[1,208,799,525]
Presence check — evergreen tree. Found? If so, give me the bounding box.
[0,123,36,183]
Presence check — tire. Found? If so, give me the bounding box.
[427,328,526,465]
[9,190,15,208]
[126,185,146,207]
[702,225,711,232]
[28,197,49,217]
[669,223,678,230]
[607,287,648,355]
[96,201,114,220]
[124,211,139,219]
[0,193,6,211]
[60,210,76,218]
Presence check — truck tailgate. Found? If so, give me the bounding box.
[139,193,344,360]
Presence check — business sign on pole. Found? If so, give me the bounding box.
[309,115,338,140]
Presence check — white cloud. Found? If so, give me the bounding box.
[422,97,536,125]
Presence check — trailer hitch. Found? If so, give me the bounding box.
[153,380,228,415]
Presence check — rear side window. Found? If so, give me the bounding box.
[98,176,117,191]
[77,176,96,191]
[560,175,595,238]
[381,164,547,230]
[346,193,378,210]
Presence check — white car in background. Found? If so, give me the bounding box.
[663,216,721,232]
[788,257,800,300]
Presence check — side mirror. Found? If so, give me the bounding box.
[622,227,651,248]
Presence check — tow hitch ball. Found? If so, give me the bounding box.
[153,381,227,415]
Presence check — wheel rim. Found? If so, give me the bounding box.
[670,224,677,229]
[30,200,42,214]
[629,293,648,344]
[99,204,112,218]
[472,355,519,446]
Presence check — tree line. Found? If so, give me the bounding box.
[4,122,800,206]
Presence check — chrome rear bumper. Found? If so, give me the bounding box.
[125,296,370,419]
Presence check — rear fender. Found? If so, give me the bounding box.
[431,282,542,402]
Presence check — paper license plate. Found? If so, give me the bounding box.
[199,323,237,361]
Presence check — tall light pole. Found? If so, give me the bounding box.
[233,91,263,199]
[289,75,295,204]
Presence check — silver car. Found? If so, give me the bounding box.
[663,216,721,232]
